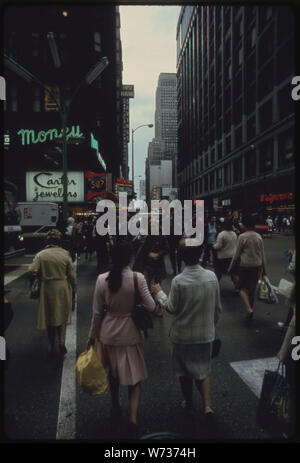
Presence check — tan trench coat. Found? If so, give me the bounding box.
[28,245,77,330]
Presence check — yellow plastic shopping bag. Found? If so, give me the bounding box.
[76,347,108,395]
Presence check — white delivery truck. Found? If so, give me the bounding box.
[18,202,59,233]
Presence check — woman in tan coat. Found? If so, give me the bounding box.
[28,229,77,356]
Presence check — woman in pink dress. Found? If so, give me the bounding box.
[86,240,157,437]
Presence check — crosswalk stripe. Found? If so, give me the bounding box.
[230,357,279,398]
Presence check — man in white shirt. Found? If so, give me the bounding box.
[152,238,222,418]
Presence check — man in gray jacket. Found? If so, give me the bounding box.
[152,238,222,418]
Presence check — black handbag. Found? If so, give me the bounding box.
[132,272,153,338]
[256,362,292,437]
[212,336,221,358]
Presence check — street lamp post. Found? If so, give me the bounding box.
[131,124,153,196]
[4,54,109,224]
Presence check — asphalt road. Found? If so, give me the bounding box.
[3,233,296,442]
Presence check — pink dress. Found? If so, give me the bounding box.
[89,267,156,385]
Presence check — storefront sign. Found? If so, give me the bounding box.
[260,193,293,204]
[17,125,84,146]
[115,178,133,196]
[85,172,112,201]
[26,171,84,202]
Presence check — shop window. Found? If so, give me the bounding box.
[233,157,243,182]
[225,111,231,133]
[278,130,294,168]
[245,149,256,178]
[259,140,273,173]
[211,148,215,164]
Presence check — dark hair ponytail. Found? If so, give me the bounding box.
[106,240,133,292]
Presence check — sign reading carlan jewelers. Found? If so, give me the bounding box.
[17,125,84,146]
[26,171,84,202]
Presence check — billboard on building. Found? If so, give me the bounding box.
[85,172,112,202]
[26,171,84,202]
[114,178,133,195]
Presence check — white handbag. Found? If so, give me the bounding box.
[258,278,269,301]
[277,278,294,298]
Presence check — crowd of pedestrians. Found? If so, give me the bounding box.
[26,210,295,438]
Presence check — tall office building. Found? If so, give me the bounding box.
[146,73,178,201]
[4,4,124,215]
[177,5,295,215]
[155,73,177,161]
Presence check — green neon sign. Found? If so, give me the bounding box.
[90,133,106,170]
[17,125,84,146]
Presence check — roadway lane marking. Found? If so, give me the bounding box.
[56,256,77,440]
[230,357,279,398]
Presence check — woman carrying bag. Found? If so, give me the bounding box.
[86,241,157,438]
[28,229,77,357]
[227,214,267,320]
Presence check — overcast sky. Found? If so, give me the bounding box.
[120,5,181,193]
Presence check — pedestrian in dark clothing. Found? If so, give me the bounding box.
[202,216,218,268]
[93,224,110,273]
[168,216,182,275]
[83,221,95,261]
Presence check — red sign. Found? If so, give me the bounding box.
[116,178,132,185]
[85,172,111,201]
[259,193,293,204]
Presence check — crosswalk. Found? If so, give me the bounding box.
[230,357,280,398]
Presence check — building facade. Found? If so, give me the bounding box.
[155,73,178,161]
[4,4,124,216]
[146,72,178,203]
[176,5,295,217]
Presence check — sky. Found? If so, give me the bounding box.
[120,5,181,196]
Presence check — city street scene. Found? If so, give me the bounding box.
[3,4,297,444]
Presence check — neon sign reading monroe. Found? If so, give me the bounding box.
[17,125,84,146]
